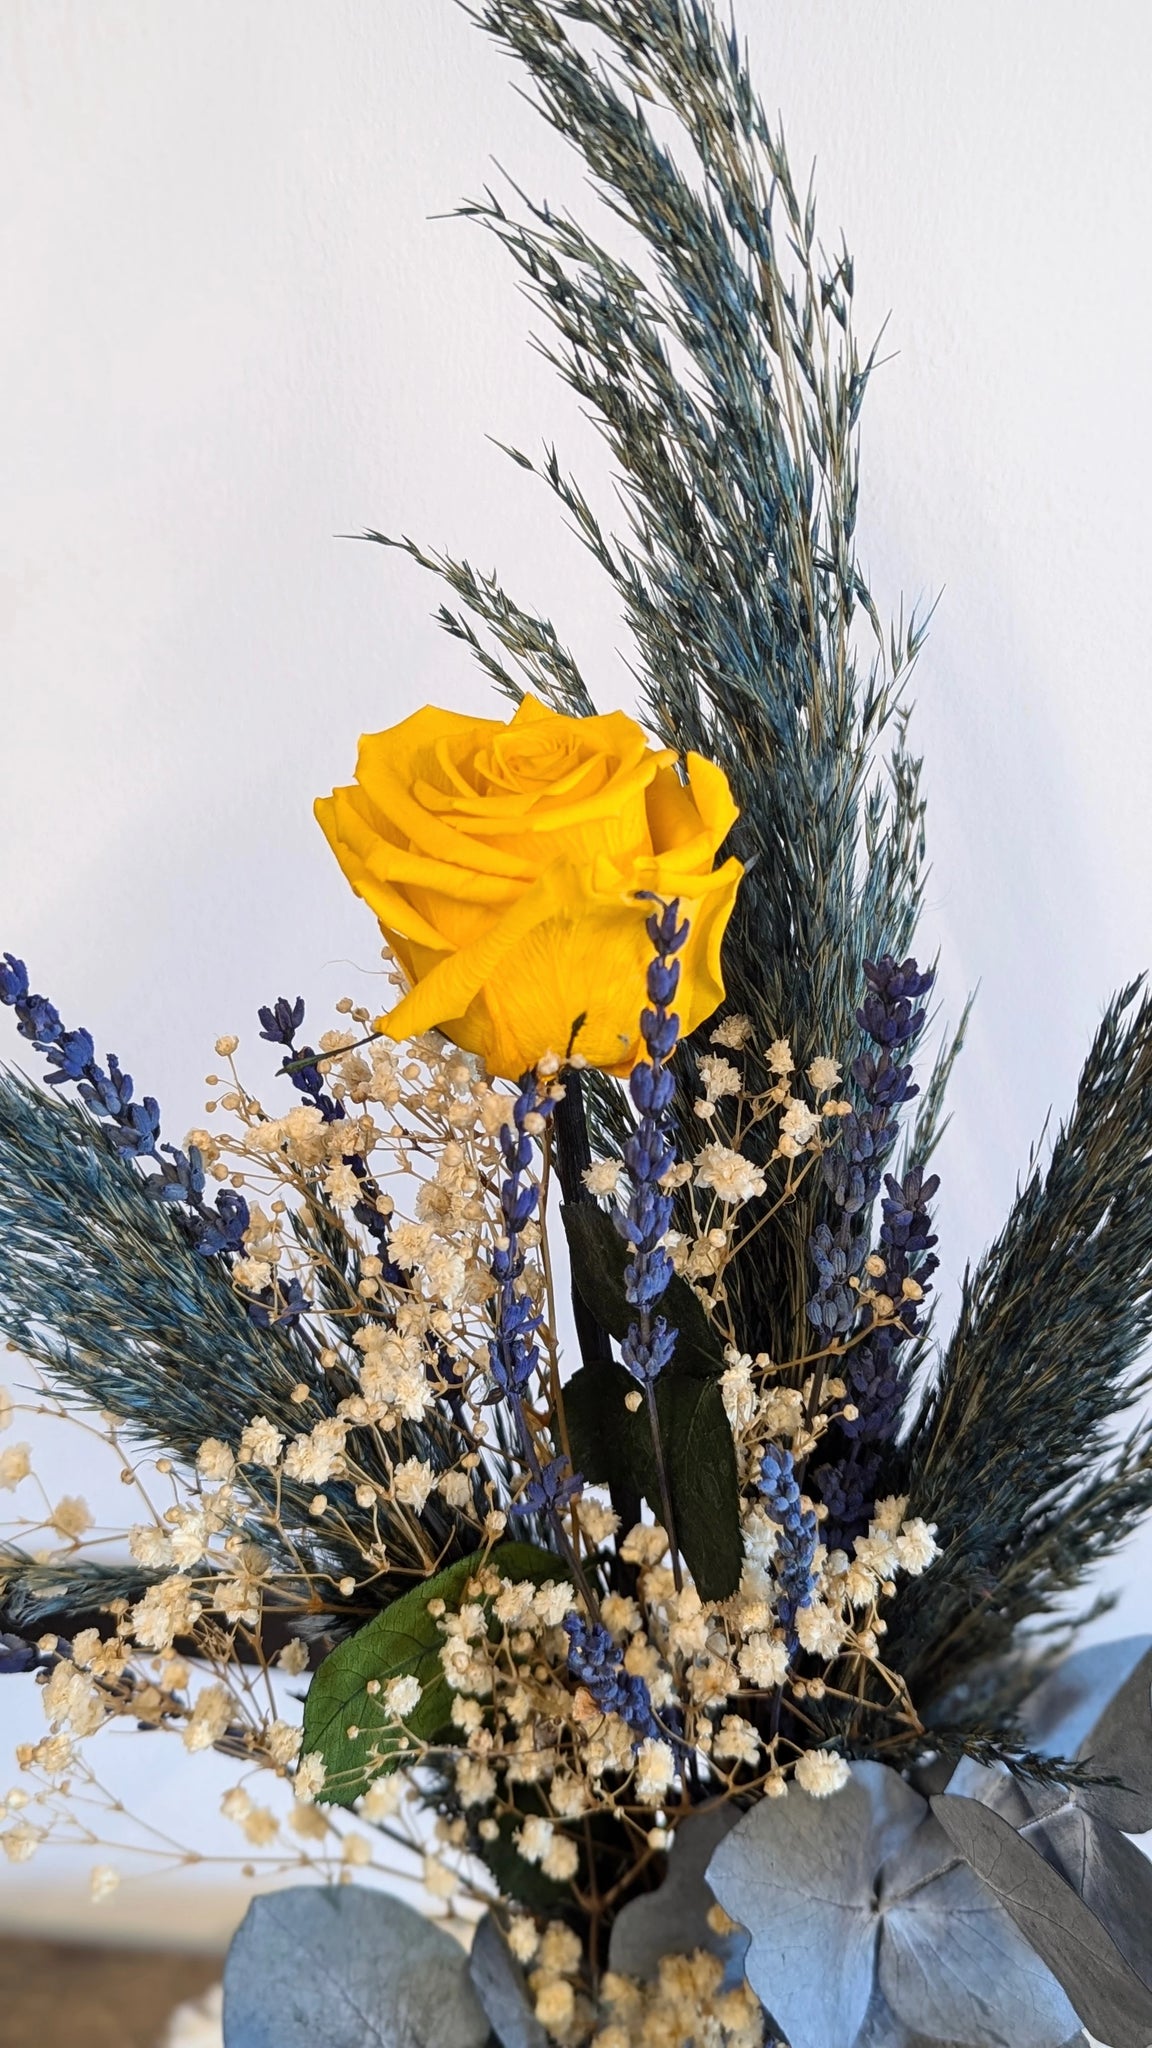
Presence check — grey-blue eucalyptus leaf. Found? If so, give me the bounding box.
[1022,1636,1152,1833]
[933,1791,1152,2048]
[1024,1797,1152,1988]
[708,1765,1078,2048]
[878,1812,1079,2047]
[849,1986,1087,2048]
[608,1805,748,1989]
[222,1886,489,2048]
[705,1762,924,2048]
[468,1912,549,2048]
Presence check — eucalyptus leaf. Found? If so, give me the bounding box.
[709,1765,1078,2048]
[468,1913,549,2048]
[561,1201,726,1378]
[878,1814,1079,2047]
[1025,1797,1152,1988]
[608,1806,747,1988]
[1022,1637,1152,1834]
[564,1359,741,1599]
[222,1886,488,2048]
[302,1543,570,1807]
[933,1790,1152,2048]
[706,1762,923,2048]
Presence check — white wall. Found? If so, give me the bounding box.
[2,0,1151,1935]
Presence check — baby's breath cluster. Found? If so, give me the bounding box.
[2,953,939,2045]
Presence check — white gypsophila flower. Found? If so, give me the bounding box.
[533,1581,574,1627]
[766,1037,794,1075]
[694,1143,767,1205]
[232,1255,274,1293]
[778,1098,821,1151]
[896,1517,940,1574]
[0,1387,13,1432]
[384,1674,422,1718]
[538,1924,582,1973]
[541,1833,581,1882]
[423,1471,463,1516]
[582,1159,622,1197]
[361,1777,402,1822]
[392,1457,436,1512]
[89,1864,120,1903]
[48,1494,92,1540]
[0,1443,31,1490]
[456,1757,497,1807]
[182,1684,234,1754]
[294,1752,327,1803]
[737,1634,789,1690]
[41,1661,107,1737]
[423,1853,456,1899]
[131,1576,202,1651]
[237,1416,283,1468]
[806,1056,842,1092]
[534,1980,575,2033]
[1,1822,44,1864]
[720,1355,756,1431]
[283,1418,347,1486]
[795,1600,846,1660]
[699,1053,742,1100]
[712,1715,761,1767]
[264,1720,303,1768]
[576,1496,619,1545]
[710,1012,753,1049]
[635,1738,675,1803]
[196,1437,235,1481]
[794,1750,850,1797]
[507,1918,539,1965]
[515,1814,554,1865]
[342,1833,373,1867]
[323,1161,363,1208]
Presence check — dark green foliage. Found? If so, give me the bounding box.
[303,1543,570,1806]
[564,1358,741,1598]
[562,1201,725,1377]
[889,985,1152,1707]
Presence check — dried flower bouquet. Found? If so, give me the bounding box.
[5,5,1152,2047]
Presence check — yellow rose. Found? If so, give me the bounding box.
[315,695,743,1079]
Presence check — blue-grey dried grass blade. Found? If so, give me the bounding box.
[420,0,943,1371]
[222,1886,489,2048]
[0,1071,464,1596]
[891,984,1152,1707]
[468,1913,549,2048]
[932,1791,1152,2048]
[607,1804,747,1988]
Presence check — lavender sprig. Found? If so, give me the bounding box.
[806,955,940,1544]
[0,953,249,1262]
[759,1442,818,1651]
[489,1076,588,1583]
[564,1612,657,1740]
[614,898,689,1588]
[257,996,400,1278]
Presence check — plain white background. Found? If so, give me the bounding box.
[2,0,1151,1940]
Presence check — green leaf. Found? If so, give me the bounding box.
[565,1361,741,1600]
[301,1542,570,1809]
[561,1201,725,1379]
